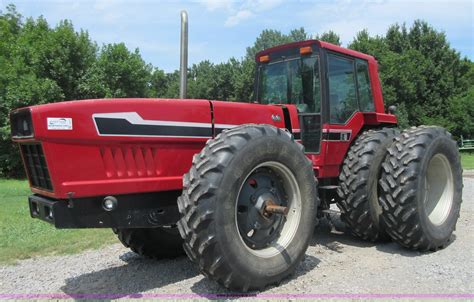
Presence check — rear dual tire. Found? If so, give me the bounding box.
[337,128,399,241]
[379,126,462,251]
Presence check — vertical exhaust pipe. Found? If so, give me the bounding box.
[179,10,188,99]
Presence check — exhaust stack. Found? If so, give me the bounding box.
[179,10,188,99]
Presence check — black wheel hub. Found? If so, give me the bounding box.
[237,167,288,249]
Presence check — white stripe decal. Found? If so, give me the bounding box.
[322,129,352,134]
[92,112,239,129]
[93,112,210,128]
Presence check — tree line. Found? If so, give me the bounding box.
[1,4,472,177]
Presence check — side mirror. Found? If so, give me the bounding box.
[388,105,397,114]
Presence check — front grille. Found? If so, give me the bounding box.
[11,109,34,138]
[21,144,53,191]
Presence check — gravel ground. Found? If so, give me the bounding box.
[1,176,473,299]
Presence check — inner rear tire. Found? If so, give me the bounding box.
[337,128,399,241]
[379,126,463,251]
[113,227,185,259]
[177,124,318,291]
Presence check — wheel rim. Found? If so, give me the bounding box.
[235,161,302,258]
[423,154,454,226]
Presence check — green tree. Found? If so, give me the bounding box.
[230,58,255,102]
[245,28,310,60]
[163,71,180,98]
[79,43,152,98]
[187,60,216,99]
[447,84,474,138]
[148,68,168,97]
[0,5,96,177]
[349,21,472,135]
[245,30,290,60]
[289,27,310,43]
[347,29,387,57]
[316,30,341,46]
[46,21,97,100]
[235,28,311,102]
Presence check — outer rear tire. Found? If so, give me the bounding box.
[177,124,318,291]
[379,126,463,251]
[337,128,399,241]
[114,227,185,259]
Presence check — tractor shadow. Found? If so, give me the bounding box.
[312,212,446,257]
[189,254,321,299]
[60,252,198,300]
[60,212,434,300]
[311,212,381,251]
[60,250,320,301]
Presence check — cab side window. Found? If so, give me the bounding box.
[300,56,321,113]
[356,59,374,112]
[327,54,358,124]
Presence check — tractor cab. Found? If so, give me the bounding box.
[255,40,387,158]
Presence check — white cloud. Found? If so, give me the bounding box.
[225,9,254,26]
[302,0,473,46]
[200,0,284,27]
[93,0,124,23]
[247,0,283,12]
[201,0,233,11]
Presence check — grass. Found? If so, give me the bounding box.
[0,179,116,265]
[461,152,474,170]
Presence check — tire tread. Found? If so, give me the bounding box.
[379,126,462,251]
[337,128,399,241]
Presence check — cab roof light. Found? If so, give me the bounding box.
[300,46,312,55]
[259,55,270,63]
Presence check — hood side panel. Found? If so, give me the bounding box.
[17,99,213,198]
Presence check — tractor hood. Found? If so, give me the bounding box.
[11,98,213,143]
[10,98,290,199]
[11,98,288,143]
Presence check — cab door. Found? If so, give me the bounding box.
[296,55,323,154]
[254,50,323,154]
[318,51,377,176]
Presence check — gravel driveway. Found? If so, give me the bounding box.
[1,177,473,299]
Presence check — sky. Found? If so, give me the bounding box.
[2,0,473,72]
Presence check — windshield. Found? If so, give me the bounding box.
[257,56,321,114]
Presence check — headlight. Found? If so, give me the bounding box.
[10,109,34,138]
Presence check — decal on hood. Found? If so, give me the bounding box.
[47,118,73,130]
[92,112,237,138]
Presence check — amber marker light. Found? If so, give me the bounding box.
[300,46,312,55]
[259,55,270,63]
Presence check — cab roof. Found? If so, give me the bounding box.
[255,39,376,62]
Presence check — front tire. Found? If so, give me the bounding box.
[177,124,318,291]
[114,227,185,259]
[379,126,463,251]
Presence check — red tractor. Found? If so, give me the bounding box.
[10,36,462,290]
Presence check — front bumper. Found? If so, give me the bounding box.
[28,191,180,229]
